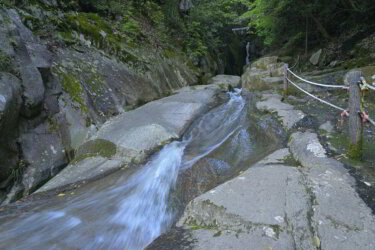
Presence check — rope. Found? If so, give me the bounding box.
[286,77,345,112]
[364,84,375,91]
[287,68,349,89]
[368,117,375,126]
[359,76,375,91]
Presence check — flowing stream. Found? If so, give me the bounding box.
[0,90,252,250]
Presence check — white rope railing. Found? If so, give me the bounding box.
[364,84,375,91]
[360,77,375,91]
[287,68,349,89]
[368,117,375,126]
[286,77,345,112]
[286,76,375,126]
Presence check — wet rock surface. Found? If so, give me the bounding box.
[0,5,201,203]
[256,93,305,129]
[174,131,375,250]
[241,56,284,91]
[208,75,241,89]
[37,89,221,193]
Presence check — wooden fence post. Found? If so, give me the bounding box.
[283,63,289,96]
[347,71,364,159]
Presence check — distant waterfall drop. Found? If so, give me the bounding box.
[246,42,251,65]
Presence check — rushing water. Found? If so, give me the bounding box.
[0,89,246,250]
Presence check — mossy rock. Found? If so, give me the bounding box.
[53,66,88,113]
[73,139,117,163]
[0,51,17,76]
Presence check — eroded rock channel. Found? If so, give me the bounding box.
[0,87,286,249]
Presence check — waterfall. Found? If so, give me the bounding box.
[246,42,251,65]
[0,89,245,250]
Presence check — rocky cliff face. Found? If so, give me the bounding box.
[0,1,199,203]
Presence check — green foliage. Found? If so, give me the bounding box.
[243,0,375,48]
[165,0,249,65]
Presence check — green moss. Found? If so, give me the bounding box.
[328,132,371,161]
[57,31,76,45]
[186,218,218,231]
[87,72,106,96]
[11,160,27,183]
[121,18,140,35]
[342,56,374,70]
[65,13,113,47]
[54,68,88,113]
[348,141,363,160]
[73,139,117,164]
[213,231,222,237]
[283,154,300,167]
[47,117,60,132]
[0,50,14,73]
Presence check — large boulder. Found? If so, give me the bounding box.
[256,93,305,129]
[19,123,68,195]
[37,89,219,193]
[241,56,285,91]
[0,73,22,187]
[177,133,375,249]
[208,75,241,89]
[177,149,317,249]
[0,4,202,203]
[309,49,323,66]
[288,132,375,250]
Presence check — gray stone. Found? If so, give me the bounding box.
[0,73,22,185]
[37,157,122,192]
[241,57,285,91]
[178,156,315,250]
[208,75,241,89]
[26,43,53,69]
[20,123,68,194]
[0,73,22,130]
[37,89,218,193]
[178,133,375,249]
[289,132,375,250]
[310,49,322,66]
[256,93,305,129]
[257,148,290,165]
[19,65,45,117]
[58,98,94,150]
[180,0,195,12]
[251,56,278,71]
[319,121,334,134]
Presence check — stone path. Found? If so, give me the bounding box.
[177,132,375,250]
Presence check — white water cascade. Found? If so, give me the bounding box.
[0,89,245,250]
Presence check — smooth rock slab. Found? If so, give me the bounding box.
[37,157,122,192]
[319,121,334,134]
[178,137,375,250]
[37,89,219,193]
[178,149,316,250]
[289,132,375,250]
[256,93,305,129]
[208,75,241,88]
